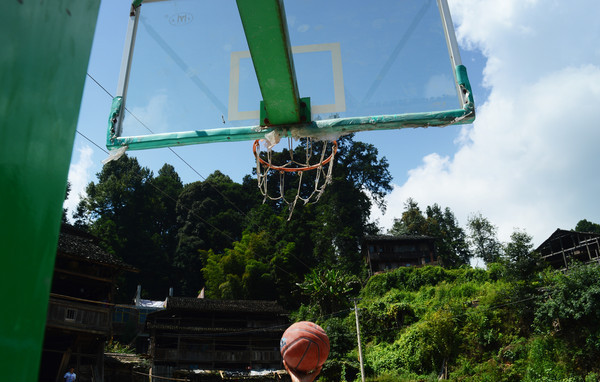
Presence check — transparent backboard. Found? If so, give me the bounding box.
[108,0,474,150]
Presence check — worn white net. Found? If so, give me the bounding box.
[253,135,337,220]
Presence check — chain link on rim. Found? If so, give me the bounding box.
[253,137,338,220]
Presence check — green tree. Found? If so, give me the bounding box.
[61,181,71,223]
[389,198,427,236]
[503,229,540,281]
[535,263,600,332]
[467,213,502,265]
[150,164,184,286]
[534,263,600,372]
[389,200,471,267]
[174,171,258,296]
[74,156,181,300]
[201,232,278,300]
[241,205,321,307]
[575,219,600,234]
[303,136,392,268]
[297,267,361,315]
[251,135,392,278]
[425,204,471,267]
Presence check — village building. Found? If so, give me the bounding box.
[39,224,136,382]
[536,229,600,269]
[111,285,167,355]
[363,234,438,275]
[146,297,288,381]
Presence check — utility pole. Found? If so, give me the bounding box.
[353,298,365,382]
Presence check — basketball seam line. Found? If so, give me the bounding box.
[295,340,317,370]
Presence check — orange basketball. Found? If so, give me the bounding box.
[280,321,330,373]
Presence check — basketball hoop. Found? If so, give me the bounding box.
[253,135,338,220]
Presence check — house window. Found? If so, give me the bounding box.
[65,308,77,321]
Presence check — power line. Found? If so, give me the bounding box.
[76,130,109,154]
[85,72,246,217]
[74,126,301,276]
[74,129,237,243]
[86,73,114,99]
[75,126,301,278]
[84,73,315,274]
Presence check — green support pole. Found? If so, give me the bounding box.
[236,0,304,126]
[0,1,100,381]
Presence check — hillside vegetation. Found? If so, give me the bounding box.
[71,138,600,381]
[295,263,600,382]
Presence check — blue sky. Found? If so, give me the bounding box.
[68,0,600,247]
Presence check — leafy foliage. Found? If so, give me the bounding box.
[71,142,600,381]
[313,264,600,382]
[105,340,135,354]
[535,263,600,334]
[467,212,503,265]
[297,268,361,315]
[503,229,541,281]
[389,200,472,267]
[200,232,278,300]
[74,156,180,298]
[174,171,256,295]
[575,219,600,234]
[62,181,71,223]
[425,204,472,267]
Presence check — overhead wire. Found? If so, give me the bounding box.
[82,73,324,284]
[79,74,313,275]
[85,73,246,218]
[74,128,302,278]
[51,287,548,339]
[75,129,236,242]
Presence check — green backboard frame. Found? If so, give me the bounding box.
[107,0,475,152]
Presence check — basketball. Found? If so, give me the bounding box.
[280,321,330,373]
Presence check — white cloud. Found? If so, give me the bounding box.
[64,145,94,221]
[297,24,310,33]
[373,0,600,244]
[123,93,170,134]
[424,74,455,99]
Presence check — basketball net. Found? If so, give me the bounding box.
[253,131,337,220]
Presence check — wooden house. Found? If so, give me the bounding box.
[536,229,600,269]
[39,224,136,382]
[112,288,166,355]
[363,234,438,275]
[146,297,288,380]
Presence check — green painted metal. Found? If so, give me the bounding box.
[0,0,100,380]
[299,97,312,124]
[109,107,473,150]
[236,0,303,126]
[107,63,475,151]
[456,64,475,107]
[107,106,475,149]
[260,97,311,127]
[108,96,124,142]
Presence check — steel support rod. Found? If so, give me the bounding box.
[236,0,302,125]
[353,299,366,382]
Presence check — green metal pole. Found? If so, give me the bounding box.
[0,1,100,381]
[236,0,304,126]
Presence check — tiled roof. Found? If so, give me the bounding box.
[165,297,286,314]
[57,224,135,270]
[535,228,600,252]
[364,234,436,241]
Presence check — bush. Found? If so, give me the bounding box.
[523,336,572,382]
[364,309,455,376]
[297,264,600,381]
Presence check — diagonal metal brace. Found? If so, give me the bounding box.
[236,0,309,126]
